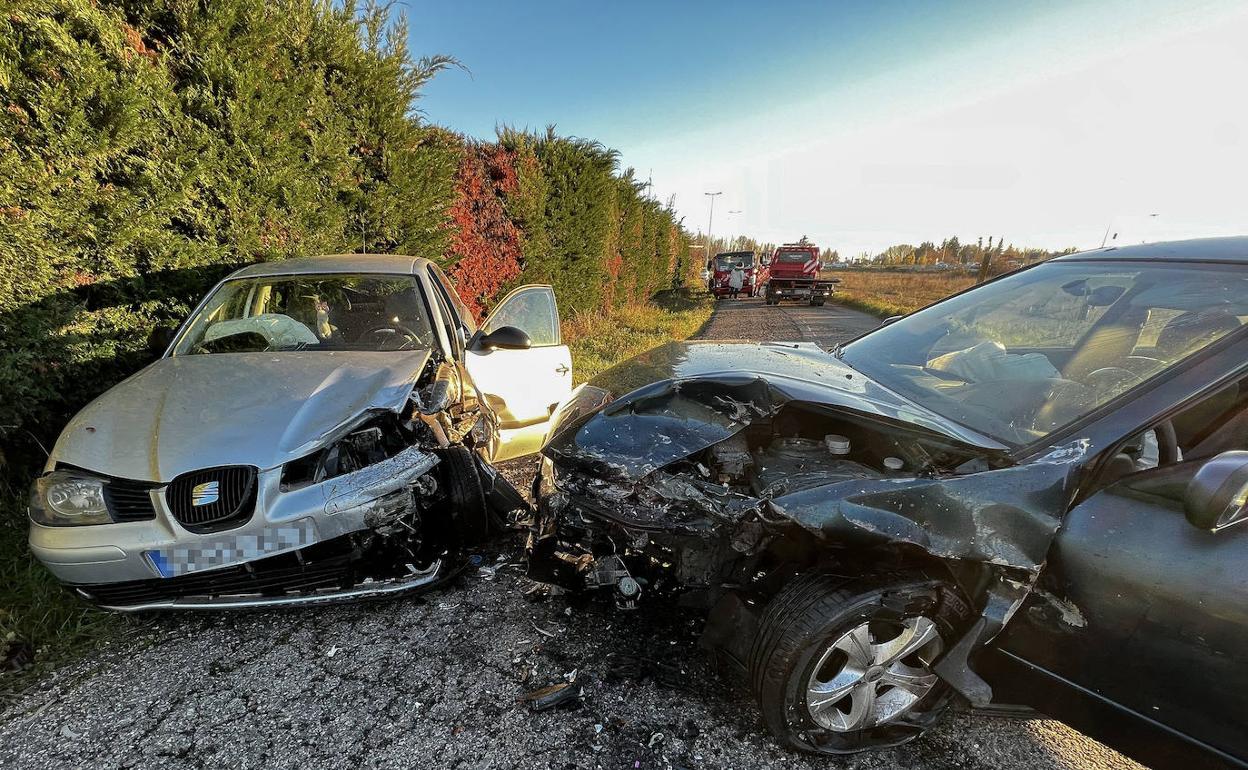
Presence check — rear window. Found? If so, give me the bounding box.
[775,251,814,263]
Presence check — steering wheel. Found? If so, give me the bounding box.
[1120,355,1165,379]
[356,323,423,351]
[1034,366,1180,465]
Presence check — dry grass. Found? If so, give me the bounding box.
[831,270,977,317]
[562,288,715,384]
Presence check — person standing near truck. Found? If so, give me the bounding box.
[728,263,745,299]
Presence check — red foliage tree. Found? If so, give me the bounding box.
[445,144,523,320]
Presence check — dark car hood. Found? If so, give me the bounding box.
[543,341,1006,481]
[50,349,431,482]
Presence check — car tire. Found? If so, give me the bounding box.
[749,571,972,755]
[437,446,489,543]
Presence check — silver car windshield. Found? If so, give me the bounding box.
[172,274,435,355]
[840,261,1248,446]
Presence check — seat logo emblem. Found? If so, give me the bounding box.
[191,481,220,506]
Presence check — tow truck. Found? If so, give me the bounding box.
[706,251,765,298]
[764,242,837,306]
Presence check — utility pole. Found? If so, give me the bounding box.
[705,191,722,260]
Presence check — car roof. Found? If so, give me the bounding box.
[226,254,434,279]
[1054,236,1248,264]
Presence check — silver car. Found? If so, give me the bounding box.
[28,255,572,610]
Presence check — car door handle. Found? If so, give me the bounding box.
[555,364,570,375]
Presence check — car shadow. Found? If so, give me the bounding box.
[1,264,243,484]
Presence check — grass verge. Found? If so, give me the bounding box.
[0,287,714,696]
[830,270,977,317]
[1,495,130,699]
[563,287,715,384]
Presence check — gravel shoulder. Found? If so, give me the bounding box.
[0,298,1142,770]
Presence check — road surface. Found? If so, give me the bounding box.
[695,295,880,345]
[0,298,1141,770]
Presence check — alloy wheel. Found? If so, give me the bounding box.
[804,616,944,732]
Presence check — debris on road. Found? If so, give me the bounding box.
[523,679,583,712]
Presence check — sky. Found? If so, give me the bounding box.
[408,0,1248,258]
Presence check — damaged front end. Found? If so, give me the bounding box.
[528,342,1086,704]
[54,361,527,611]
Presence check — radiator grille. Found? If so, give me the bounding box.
[166,466,257,532]
[101,479,159,522]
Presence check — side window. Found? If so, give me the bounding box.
[484,287,561,347]
[1100,373,1248,488]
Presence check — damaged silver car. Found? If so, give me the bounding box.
[530,237,1248,765]
[29,255,569,609]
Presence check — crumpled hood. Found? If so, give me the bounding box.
[543,341,1005,481]
[50,349,432,482]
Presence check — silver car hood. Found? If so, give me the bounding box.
[49,349,432,482]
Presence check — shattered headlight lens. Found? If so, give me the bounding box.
[30,472,112,527]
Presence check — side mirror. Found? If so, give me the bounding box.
[1185,450,1248,532]
[475,325,532,351]
[147,326,177,357]
[879,315,904,328]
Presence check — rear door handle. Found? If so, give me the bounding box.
[555,364,570,375]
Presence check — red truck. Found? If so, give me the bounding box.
[763,242,837,306]
[706,250,767,298]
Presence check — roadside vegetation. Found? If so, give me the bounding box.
[830,270,978,317]
[565,288,714,385]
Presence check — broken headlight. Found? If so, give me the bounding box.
[30,471,112,527]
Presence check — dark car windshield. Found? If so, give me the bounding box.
[840,260,1248,446]
[172,273,435,355]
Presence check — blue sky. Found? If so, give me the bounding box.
[408,0,1248,256]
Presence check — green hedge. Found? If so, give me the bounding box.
[0,0,456,476]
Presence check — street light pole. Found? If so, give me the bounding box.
[725,209,742,252]
[705,191,722,263]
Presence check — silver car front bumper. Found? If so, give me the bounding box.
[30,446,441,602]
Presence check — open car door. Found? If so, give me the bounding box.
[464,285,572,462]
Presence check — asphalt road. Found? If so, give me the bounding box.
[694,294,880,346]
[0,297,1142,770]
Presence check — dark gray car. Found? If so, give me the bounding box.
[530,237,1248,766]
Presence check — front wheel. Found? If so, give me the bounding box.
[749,572,971,755]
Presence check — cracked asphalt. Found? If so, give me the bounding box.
[0,297,1142,770]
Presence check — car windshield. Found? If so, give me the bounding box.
[840,260,1248,446]
[715,254,754,269]
[172,273,435,355]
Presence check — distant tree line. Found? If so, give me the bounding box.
[0,0,690,477]
[861,236,1076,270]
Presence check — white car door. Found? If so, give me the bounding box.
[464,285,572,462]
